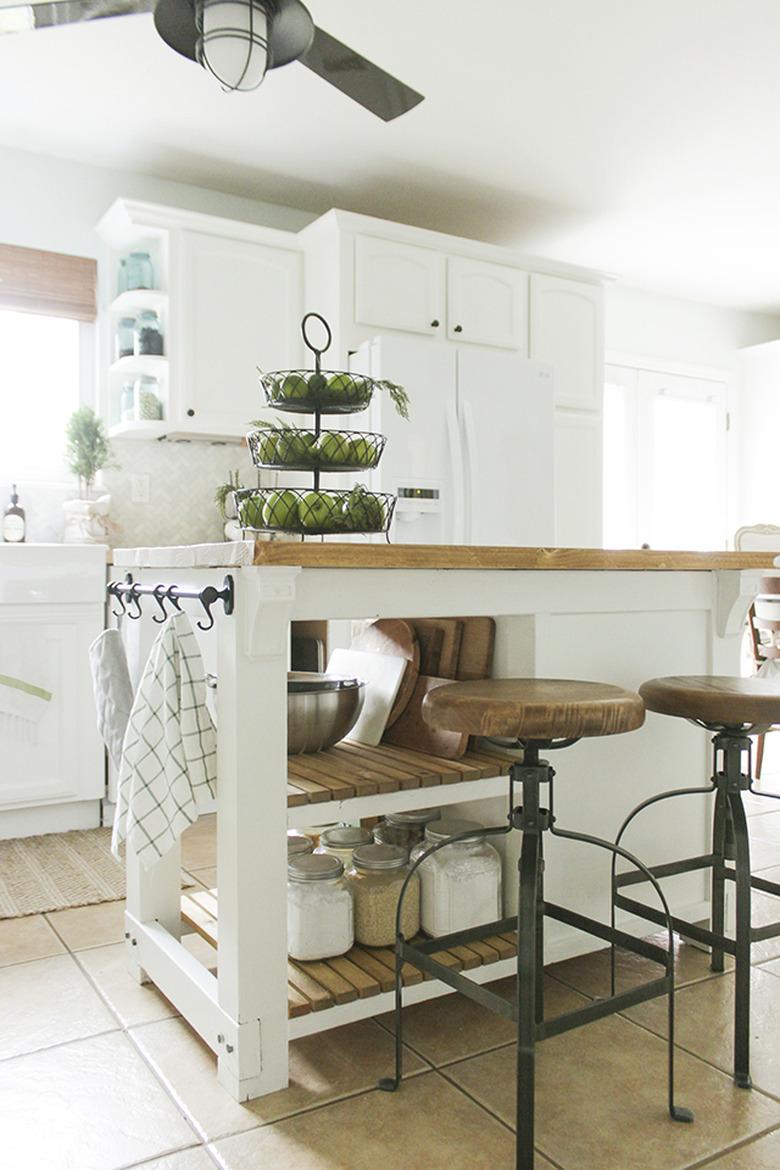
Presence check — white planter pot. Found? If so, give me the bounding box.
[63,494,112,544]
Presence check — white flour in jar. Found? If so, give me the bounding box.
[288,872,354,961]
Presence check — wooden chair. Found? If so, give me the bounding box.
[734,525,780,778]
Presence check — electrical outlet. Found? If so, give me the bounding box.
[130,474,151,504]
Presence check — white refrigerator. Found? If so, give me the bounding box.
[351,335,555,546]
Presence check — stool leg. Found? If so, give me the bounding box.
[710,787,728,974]
[517,824,542,1170]
[535,847,545,1026]
[728,789,753,1089]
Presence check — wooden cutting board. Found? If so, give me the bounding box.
[409,619,463,679]
[452,617,496,681]
[350,619,420,727]
[382,675,469,759]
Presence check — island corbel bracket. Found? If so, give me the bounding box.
[714,569,763,639]
[242,565,302,658]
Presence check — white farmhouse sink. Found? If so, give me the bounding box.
[0,543,107,605]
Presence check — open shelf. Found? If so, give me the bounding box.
[109,354,168,377]
[285,741,513,826]
[109,289,168,315]
[181,886,518,1035]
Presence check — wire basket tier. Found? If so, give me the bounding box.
[247,427,386,472]
[233,487,396,538]
[259,369,374,416]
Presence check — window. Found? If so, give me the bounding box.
[0,310,88,480]
[603,363,729,550]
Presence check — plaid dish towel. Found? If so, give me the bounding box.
[112,611,217,868]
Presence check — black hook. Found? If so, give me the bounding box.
[151,584,169,624]
[109,581,127,619]
[166,585,183,612]
[126,575,143,621]
[196,585,219,632]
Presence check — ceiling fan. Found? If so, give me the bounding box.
[0,0,424,121]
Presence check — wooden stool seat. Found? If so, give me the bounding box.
[640,675,780,729]
[422,678,645,740]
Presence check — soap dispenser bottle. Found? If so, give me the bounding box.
[2,484,26,543]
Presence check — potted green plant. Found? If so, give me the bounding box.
[62,407,117,544]
[215,469,245,540]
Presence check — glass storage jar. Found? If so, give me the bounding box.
[133,375,163,420]
[346,843,419,947]
[115,316,135,361]
[372,807,441,856]
[120,381,135,423]
[134,309,164,356]
[287,853,353,961]
[124,251,154,291]
[287,831,314,858]
[316,824,372,869]
[410,818,502,938]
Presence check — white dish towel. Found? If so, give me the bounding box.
[89,629,134,770]
[112,610,217,868]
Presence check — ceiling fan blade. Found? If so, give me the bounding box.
[0,0,152,36]
[300,26,423,122]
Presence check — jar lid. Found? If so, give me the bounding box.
[119,316,135,326]
[320,825,372,849]
[352,843,407,871]
[288,853,344,881]
[424,818,485,844]
[385,807,441,826]
[287,832,314,856]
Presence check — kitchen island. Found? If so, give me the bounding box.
[112,542,778,1103]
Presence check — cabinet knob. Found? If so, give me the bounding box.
[453,324,463,333]
[430,319,440,328]
[187,409,195,417]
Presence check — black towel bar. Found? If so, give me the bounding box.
[106,573,234,631]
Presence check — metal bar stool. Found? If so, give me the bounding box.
[378,678,693,1170]
[612,675,780,1091]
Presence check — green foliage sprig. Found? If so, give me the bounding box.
[214,469,244,520]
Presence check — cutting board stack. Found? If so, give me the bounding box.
[328,616,496,759]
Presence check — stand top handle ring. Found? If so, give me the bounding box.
[301,312,332,370]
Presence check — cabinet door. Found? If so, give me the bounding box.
[554,410,603,547]
[447,257,528,350]
[354,235,446,336]
[176,231,301,435]
[0,607,104,812]
[530,274,604,410]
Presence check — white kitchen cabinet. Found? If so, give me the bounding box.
[554,409,603,547]
[97,200,303,441]
[354,235,446,337]
[0,545,106,839]
[175,231,301,436]
[530,274,604,410]
[353,234,528,350]
[447,256,528,350]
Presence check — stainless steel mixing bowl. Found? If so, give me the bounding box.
[287,671,365,755]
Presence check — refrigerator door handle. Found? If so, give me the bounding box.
[445,394,466,544]
[462,398,479,545]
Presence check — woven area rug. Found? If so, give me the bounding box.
[0,827,193,918]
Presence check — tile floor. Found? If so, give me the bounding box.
[3,782,780,1169]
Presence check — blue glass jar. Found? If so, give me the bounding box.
[120,381,135,422]
[124,251,154,291]
[115,316,135,361]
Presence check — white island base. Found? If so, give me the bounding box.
[112,542,775,1103]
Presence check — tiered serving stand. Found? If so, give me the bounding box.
[234,313,396,540]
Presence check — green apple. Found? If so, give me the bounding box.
[299,491,342,531]
[262,490,300,529]
[314,431,352,465]
[348,435,375,467]
[307,372,328,397]
[345,492,384,531]
[276,429,316,465]
[237,494,265,529]
[253,430,279,464]
[325,372,353,399]
[280,373,310,401]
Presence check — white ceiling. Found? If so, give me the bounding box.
[2,0,780,311]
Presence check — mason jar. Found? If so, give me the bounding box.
[372,807,441,856]
[316,824,372,869]
[124,251,154,291]
[287,831,314,859]
[115,316,135,360]
[133,375,163,420]
[287,853,353,961]
[346,843,419,947]
[410,818,502,938]
[134,309,164,356]
[120,381,135,423]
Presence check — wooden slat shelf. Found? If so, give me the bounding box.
[181,887,517,1022]
[286,741,513,808]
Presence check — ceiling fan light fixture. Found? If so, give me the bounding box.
[196,0,270,92]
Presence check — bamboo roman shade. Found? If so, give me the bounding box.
[0,243,97,322]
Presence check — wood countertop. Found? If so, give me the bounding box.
[250,543,780,571]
